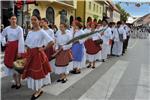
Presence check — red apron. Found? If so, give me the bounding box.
[4,40,18,69]
[55,49,72,67]
[84,39,101,55]
[22,48,52,80]
[109,39,113,45]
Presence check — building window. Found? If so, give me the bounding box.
[89,1,91,10]
[70,16,73,26]
[32,9,40,16]
[46,7,55,24]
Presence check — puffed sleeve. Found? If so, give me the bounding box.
[18,27,25,53]
[42,30,54,45]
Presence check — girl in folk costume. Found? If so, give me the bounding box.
[112,21,126,56]
[1,15,25,89]
[101,20,112,62]
[40,18,56,61]
[22,15,54,100]
[55,23,72,83]
[71,22,85,74]
[84,22,102,69]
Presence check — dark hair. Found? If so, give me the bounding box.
[102,19,108,24]
[98,19,102,24]
[76,17,82,22]
[32,14,41,20]
[75,22,83,29]
[60,23,67,28]
[41,18,49,24]
[9,14,16,19]
[117,21,122,25]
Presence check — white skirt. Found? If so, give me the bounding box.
[86,50,101,62]
[55,66,69,75]
[73,61,82,69]
[27,73,51,91]
[49,59,55,73]
[101,43,109,60]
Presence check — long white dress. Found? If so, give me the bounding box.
[1,26,25,76]
[101,26,112,60]
[112,27,126,56]
[25,29,53,91]
[55,30,72,74]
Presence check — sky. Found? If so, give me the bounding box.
[112,0,150,17]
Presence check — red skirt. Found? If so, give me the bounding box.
[109,39,113,45]
[4,40,18,69]
[84,39,101,55]
[55,49,72,67]
[44,45,56,61]
[22,48,52,80]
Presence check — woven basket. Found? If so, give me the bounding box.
[13,58,26,74]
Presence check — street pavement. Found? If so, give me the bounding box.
[1,35,150,100]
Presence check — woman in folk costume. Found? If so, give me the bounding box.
[112,21,126,56]
[1,15,25,89]
[71,22,85,74]
[95,21,103,61]
[22,15,54,100]
[101,20,112,62]
[107,22,114,57]
[55,23,72,83]
[84,22,102,69]
[40,18,56,61]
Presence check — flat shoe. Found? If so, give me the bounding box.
[61,79,68,83]
[31,91,43,100]
[11,84,17,88]
[92,66,95,69]
[57,79,63,82]
[16,84,21,89]
[87,65,91,68]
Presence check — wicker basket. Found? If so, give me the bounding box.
[13,58,26,74]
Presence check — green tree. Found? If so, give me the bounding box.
[115,4,130,22]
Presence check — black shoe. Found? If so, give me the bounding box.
[57,79,63,82]
[61,79,68,83]
[102,59,105,62]
[31,91,43,100]
[70,70,76,74]
[16,84,21,89]
[74,71,81,74]
[92,66,95,69]
[87,65,91,68]
[11,84,17,88]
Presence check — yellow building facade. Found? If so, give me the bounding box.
[28,0,76,27]
[76,0,103,24]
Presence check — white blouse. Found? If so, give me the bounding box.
[2,26,25,53]
[25,29,53,48]
[101,26,112,44]
[55,30,72,50]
